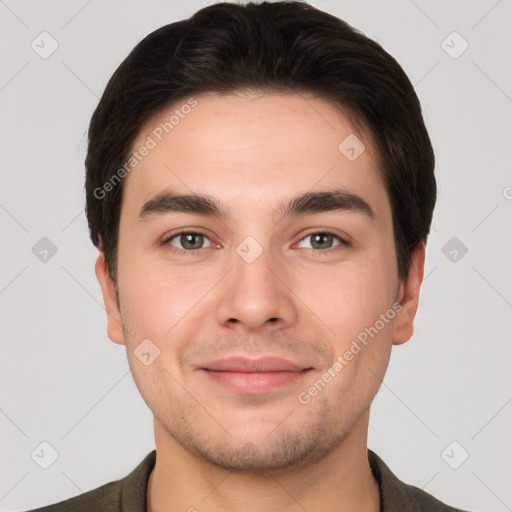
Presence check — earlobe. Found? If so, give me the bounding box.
[95,251,126,346]
[392,243,426,346]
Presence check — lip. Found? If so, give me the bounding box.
[200,356,309,372]
[198,357,314,394]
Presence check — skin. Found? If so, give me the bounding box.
[95,91,425,512]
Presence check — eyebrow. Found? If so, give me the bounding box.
[138,189,375,222]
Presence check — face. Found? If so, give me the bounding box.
[96,91,424,471]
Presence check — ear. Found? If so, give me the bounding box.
[95,251,126,346]
[392,243,426,346]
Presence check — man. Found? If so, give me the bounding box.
[26,1,468,510]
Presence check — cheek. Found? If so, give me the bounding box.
[126,353,181,422]
[292,256,397,397]
[117,254,225,374]
[292,259,395,338]
[117,247,196,332]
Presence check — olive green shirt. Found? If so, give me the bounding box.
[24,449,467,511]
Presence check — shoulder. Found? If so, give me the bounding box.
[368,450,469,511]
[21,450,156,512]
[22,480,123,512]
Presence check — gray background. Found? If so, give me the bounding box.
[1,0,511,510]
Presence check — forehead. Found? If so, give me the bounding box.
[121,91,389,220]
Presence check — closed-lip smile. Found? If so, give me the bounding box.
[198,356,314,394]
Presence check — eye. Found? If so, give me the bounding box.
[161,230,348,254]
[163,231,214,251]
[296,232,347,251]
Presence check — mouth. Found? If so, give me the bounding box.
[198,356,314,394]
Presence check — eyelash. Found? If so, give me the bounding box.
[160,229,349,255]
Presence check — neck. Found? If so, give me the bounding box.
[147,412,380,512]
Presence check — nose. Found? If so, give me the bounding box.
[215,243,297,333]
